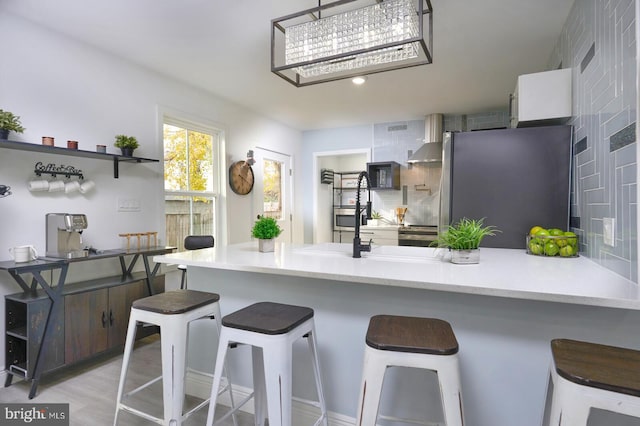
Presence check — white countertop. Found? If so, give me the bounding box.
[154,242,640,310]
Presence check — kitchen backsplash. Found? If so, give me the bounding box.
[371,112,508,226]
[549,0,637,281]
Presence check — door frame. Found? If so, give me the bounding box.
[253,147,294,244]
[312,149,371,244]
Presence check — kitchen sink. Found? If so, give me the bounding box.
[295,243,441,263]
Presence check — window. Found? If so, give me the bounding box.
[262,159,283,220]
[163,118,221,251]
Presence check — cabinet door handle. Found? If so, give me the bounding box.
[109,309,114,326]
[101,311,107,328]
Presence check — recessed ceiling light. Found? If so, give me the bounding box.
[352,76,367,85]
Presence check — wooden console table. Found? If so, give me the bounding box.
[1,246,174,398]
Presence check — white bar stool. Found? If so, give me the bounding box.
[113,289,236,426]
[205,301,328,426]
[356,315,464,426]
[545,338,640,425]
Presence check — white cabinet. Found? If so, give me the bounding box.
[359,226,399,246]
[510,68,572,128]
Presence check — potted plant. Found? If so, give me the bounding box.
[114,134,139,156]
[431,217,499,264]
[0,109,26,140]
[367,211,383,226]
[252,216,282,252]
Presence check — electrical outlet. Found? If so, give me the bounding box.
[603,217,615,247]
[117,197,141,212]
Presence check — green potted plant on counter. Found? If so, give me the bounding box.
[367,211,383,226]
[431,217,499,264]
[252,216,282,253]
[114,134,139,156]
[0,109,25,140]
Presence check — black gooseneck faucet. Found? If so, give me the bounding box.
[353,171,373,258]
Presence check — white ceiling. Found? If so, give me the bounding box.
[2,0,575,131]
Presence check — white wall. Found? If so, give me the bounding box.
[0,12,302,372]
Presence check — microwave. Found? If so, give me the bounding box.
[334,208,366,231]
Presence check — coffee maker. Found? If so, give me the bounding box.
[46,213,89,258]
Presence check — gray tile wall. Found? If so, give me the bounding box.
[549,0,637,280]
[372,120,442,225]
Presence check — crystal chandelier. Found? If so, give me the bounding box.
[271,0,433,87]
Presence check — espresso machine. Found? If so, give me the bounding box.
[46,213,89,258]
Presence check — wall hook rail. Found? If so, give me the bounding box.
[34,161,84,179]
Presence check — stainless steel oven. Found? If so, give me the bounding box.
[334,208,365,231]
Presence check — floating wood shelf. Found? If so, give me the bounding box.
[0,139,159,179]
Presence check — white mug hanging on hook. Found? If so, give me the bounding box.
[79,180,95,194]
[9,245,38,263]
[65,180,81,193]
[48,180,65,192]
[28,179,49,192]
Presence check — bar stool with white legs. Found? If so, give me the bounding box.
[206,301,328,426]
[113,289,237,426]
[356,315,464,426]
[177,235,214,289]
[545,338,640,425]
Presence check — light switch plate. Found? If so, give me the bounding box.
[117,197,141,212]
[603,217,615,247]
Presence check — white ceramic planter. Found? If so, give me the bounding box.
[450,249,480,264]
[258,238,275,253]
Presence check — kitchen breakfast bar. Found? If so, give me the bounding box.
[154,243,640,426]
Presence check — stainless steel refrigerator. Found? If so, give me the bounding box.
[439,125,573,249]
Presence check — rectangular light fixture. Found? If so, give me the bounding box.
[271,0,433,87]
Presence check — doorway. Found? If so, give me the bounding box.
[252,148,293,243]
[313,149,370,244]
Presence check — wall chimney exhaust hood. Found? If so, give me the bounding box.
[408,113,443,164]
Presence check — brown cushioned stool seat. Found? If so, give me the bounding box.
[544,338,640,425]
[356,314,464,425]
[366,314,459,355]
[222,301,314,335]
[132,289,220,314]
[552,338,640,397]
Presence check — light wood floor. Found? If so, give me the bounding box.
[1,336,254,425]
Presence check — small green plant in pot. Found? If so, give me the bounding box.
[114,134,139,156]
[252,216,282,252]
[0,109,26,140]
[368,210,383,226]
[431,217,499,264]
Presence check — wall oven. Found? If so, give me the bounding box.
[334,208,365,231]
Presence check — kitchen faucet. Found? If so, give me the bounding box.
[353,171,373,258]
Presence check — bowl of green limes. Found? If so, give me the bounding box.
[526,226,578,257]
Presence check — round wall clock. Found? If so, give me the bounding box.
[228,160,255,195]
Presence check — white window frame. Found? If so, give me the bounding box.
[162,113,225,244]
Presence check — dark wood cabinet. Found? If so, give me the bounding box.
[2,246,173,398]
[6,274,164,378]
[65,289,109,363]
[108,281,148,347]
[64,279,149,363]
[6,293,64,379]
